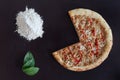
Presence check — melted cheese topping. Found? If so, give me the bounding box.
[59,15,106,67]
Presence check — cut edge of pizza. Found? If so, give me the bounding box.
[52,8,113,71]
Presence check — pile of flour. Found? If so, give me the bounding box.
[16,7,44,41]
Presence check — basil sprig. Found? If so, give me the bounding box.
[22,51,39,76]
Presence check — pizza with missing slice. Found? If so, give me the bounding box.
[52,8,113,71]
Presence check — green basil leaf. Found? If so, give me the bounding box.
[22,51,39,76]
[22,67,39,76]
[22,59,35,69]
[24,51,35,65]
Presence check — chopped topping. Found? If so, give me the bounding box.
[92,28,95,36]
[87,17,93,26]
[95,38,99,55]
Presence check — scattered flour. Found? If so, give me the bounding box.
[16,7,44,41]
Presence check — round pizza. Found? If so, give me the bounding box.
[52,8,113,71]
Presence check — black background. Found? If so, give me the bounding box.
[0,0,120,80]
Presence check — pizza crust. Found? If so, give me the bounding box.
[52,8,113,71]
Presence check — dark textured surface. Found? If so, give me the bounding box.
[0,0,120,80]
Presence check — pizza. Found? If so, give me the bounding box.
[52,8,113,71]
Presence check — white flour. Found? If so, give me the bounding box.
[16,7,44,41]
